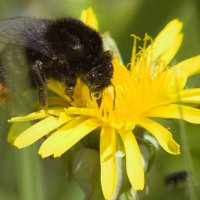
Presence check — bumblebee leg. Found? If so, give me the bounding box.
[32,61,59,118]
[64,78,77,102]
[38,86,47,109]
[32,60,47,109]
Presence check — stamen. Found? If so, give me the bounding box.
[130,34,141,70]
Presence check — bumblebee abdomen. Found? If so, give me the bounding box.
[44,17,103,64]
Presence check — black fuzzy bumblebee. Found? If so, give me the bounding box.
[0,17,113,109]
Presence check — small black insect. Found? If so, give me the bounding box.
[165,171,188,186]
[0,17,113,110]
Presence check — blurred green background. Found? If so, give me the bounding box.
[0,0,200,199]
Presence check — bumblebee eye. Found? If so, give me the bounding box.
[91,71,102,78]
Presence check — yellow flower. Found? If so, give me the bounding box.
[80,7,99,30]
[8,8,200,199]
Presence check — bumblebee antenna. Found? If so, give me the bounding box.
[89,85,115,110]
[111,83,116,110]
[89,90,102,106]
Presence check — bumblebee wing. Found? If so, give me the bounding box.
[0,17,52,57]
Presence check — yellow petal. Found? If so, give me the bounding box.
[138,118,180,154]
[147,19,183,63]
[172,88,200,99]
[8,109,62,122]
[72,80,91,107]
[39,117,99,158]
[119,130,144,190]
[39,116,85,157]
[112,56,130,85]
[53,118,99,157]
[180,96,200,104]
[148,104,200,124]
[172,88,200,104]
[173,55,200,76]
[164,67,188,94]
[100,126,117,199]
[65,107,96,117]
[80,7,99,30]
[160,33,183,65]
[47,79,70,101]
[14,112,71,148]
[7,122,32,144]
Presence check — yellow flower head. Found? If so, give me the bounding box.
[8,8,200,199]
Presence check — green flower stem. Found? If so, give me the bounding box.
[178,117,197,200]
[15,145,45,200]
[174,69,197,200]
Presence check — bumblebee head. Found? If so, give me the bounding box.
[85,51,113,92]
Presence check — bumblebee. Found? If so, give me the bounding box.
[0,17,113,109]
